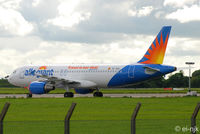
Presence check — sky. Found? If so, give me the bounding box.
[0,0,200,77]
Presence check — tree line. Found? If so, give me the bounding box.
[1,69,200,88]
[129,69,200,88]
[0,79,16,87]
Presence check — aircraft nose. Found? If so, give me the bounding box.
[7,75,13,84]
[7,75,18,86]
[8,76,11,83]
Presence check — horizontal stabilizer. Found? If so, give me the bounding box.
[143,66,160,75]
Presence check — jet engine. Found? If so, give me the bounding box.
[74,88,95,94]
[29,81,55,94]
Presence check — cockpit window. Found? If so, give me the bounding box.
[13,70,17,74]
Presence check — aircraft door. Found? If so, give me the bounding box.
[128,65,135,78]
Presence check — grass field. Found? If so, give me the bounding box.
[1,87,200,94]
[0,97,200,134]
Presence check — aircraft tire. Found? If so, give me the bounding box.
[93,92,103,97]
[27,93,32,98]
[64,92,74,98]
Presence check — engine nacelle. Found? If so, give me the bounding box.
[74,88,95,94]
[29,82,55,94]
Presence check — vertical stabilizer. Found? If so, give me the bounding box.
[138,26,171,64]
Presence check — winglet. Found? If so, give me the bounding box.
[138,26,171,64]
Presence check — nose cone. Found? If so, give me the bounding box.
[8,76,12,84]
[8,75,16,86]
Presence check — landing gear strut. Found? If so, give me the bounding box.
[27,93,32,98]
[64,92,74,97]
[64,86,74,98]
[93,91,103,97]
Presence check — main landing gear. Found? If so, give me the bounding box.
[93,92,103,97]
[93,89,103,97]
[64,92,74,97]
[64,86,74,98]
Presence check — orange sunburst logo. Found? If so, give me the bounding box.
[140,33,169,64]
[39,66,47,70]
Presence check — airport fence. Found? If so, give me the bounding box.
[1,119,199,134]
[0,102,200,134]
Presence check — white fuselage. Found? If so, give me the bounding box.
[9,64,127,88]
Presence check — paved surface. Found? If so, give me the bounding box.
[0,93,199,98]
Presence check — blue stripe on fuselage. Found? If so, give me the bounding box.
[107,64,175,87]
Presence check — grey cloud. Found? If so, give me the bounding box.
[20,0,59,22]
[37,24,125,44]
[0,0,200,43]
[169,48,200,57]
[1,0,200,76]
[0,36,41,52]
[37,0,200,43]
[168,38,200,57]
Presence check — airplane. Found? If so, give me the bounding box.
[7,26,176,98]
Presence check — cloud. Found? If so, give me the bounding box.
[0,0,22,9]
[0,0,33,36]
[1,32,200,77]
[32,0,40,7]
[0,34,152,75]
[164,0,197,7]
[0,0,200,77]
[167,37,200,56]
[137,6,154,17]
[0,36,41,52]
[128,6,154,17]
[3,30,200,76]
[0,49,24,77]
[162,37,200,74]
[18,0,200,42]
[47,0,91,28]
[166,5,200,23]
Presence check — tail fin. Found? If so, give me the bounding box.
[138,26,171,64]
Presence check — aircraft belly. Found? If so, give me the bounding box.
[84,72,115,88]
[65,73,113,88]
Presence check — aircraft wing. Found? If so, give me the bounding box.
[36,74,80,86]
[35,74,97,88]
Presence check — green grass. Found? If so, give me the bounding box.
[0,97,200,134]
[1,87,200,94]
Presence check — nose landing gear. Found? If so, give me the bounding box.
[93,91,103,97]
[27,93,32,98]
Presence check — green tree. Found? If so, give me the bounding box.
[192,70,200,77]
[130,76,165,88]
[191,76,200,88]
[0,78,16,87]
[191,69,200,88]
[165,70,188,88]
